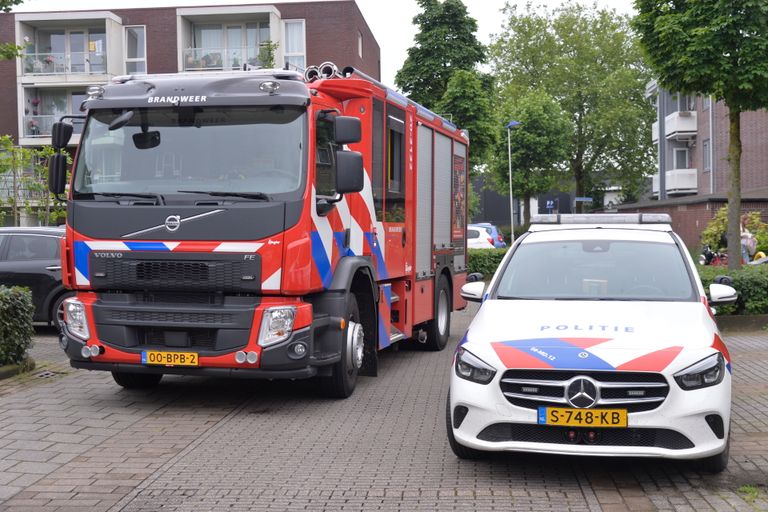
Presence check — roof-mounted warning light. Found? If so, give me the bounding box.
[532,213,672,224]
[86,85,105,99]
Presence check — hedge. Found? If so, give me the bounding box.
[0,286,35,366]
[468,250,768,316]
[697,264,768,316]
[467,248,508,276]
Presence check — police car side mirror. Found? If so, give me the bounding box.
[460,281,485,302]
[334,116,361,145]
[709,283,737,305]
[335,150,363,194]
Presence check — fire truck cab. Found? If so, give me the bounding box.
[48,64,470,398]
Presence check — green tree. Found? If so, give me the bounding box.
[491,90,572,227]
[395,0,485,109]
[633,1,768,270]
[490,2,656,212]
[0,0,25,60]
[435,70,498,171]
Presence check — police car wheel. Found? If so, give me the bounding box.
[112,371,163,389]
[696,434,730,474]
[446,393,484,460]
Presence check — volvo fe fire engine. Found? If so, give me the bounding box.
[48,63,470,397]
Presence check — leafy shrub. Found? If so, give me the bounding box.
[0,286,35,366]
[468,248,508,276]
[700,206,768,254]
[697,264,768,315]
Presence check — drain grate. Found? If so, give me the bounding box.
[34,369,68,379]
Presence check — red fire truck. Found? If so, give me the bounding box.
[48,63,470,397]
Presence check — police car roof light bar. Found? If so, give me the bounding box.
[531,213,672,225]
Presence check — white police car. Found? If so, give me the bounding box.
[449,214,737,472]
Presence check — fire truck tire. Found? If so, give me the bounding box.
[322,295,361,398]
[111,371,163,389]
[424,274,451,351]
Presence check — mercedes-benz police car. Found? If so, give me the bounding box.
[448,214,737,473]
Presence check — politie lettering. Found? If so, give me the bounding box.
[540,325,634,333]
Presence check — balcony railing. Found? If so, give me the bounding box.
[652,168,698,197]
[22,51,107,75]
[24,115,83,138]
[183,46,267,72]
[664,111,697,140]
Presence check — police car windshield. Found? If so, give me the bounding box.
[495,239,697,301]
[73,106,306,199]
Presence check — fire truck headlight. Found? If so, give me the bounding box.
[64,298,90,341]
[258,307,296,347]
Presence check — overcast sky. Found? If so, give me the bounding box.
[13,0,638,86]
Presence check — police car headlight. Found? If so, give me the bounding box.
[64,298,90,341]
[455,348,496,385]
[258,307,296,347]
[674,353,725,390]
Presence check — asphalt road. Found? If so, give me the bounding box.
[0,304,767,511]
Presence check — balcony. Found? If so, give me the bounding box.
[652,121,659,143]
[183,46,270,72]
[23,115,84,138]
[664,111,697,140]
[652,168,698,197]
[22,51,107,76]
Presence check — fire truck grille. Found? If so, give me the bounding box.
[109,310,234,325]
[499,370,669,413]
[89,252,260,292]
[476,423,694,450]
[140,328,217,350]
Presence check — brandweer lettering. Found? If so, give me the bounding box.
[540,325,634,333]
[147,95,207,104]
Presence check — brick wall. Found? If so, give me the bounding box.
[112,8,179,74]
[276,0,380,80]
[0,13,19,141]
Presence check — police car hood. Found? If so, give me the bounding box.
[463,299,723,374]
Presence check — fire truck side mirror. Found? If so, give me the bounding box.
[335,150,363,194]
[334,116,361,145]
[48,153,68,195]
[51,122,73,150]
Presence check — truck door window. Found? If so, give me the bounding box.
[315,112,338,197]
[385,105,405,222]
[372,98,384,219]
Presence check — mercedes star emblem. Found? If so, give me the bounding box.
[566,377,599,408]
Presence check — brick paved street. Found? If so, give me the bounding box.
[1,305,767,511]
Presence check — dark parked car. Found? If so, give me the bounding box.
[0,227,71,330]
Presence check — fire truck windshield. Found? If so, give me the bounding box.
[72,106,306,200]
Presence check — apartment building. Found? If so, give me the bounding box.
[618,80,768,248]
[0,1,381,147]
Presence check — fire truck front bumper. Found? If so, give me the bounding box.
[59,322,342,380]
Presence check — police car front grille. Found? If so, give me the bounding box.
[499,369,669,413]
[477,423,694,450]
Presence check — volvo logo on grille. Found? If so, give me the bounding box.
[164,215,181,232]
[566,377,599,408]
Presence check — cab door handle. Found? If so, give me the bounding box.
[45,265,61,271]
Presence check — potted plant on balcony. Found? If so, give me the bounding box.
[27,119,39,135]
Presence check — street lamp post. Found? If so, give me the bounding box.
[506,120,521,242]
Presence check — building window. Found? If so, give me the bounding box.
[703,95,711,110]
[703,139,711,171]
[283,20,306,71]
[125,26,146,73]
[674,147,689,169]
[358,30,363,58]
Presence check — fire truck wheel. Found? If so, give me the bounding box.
[111,371,163,389]
[322,294,362,398]
[425,274,451,351]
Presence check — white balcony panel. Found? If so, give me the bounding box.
[652,168,698,197]
[652,121,658,143]
[664,111,697,140]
